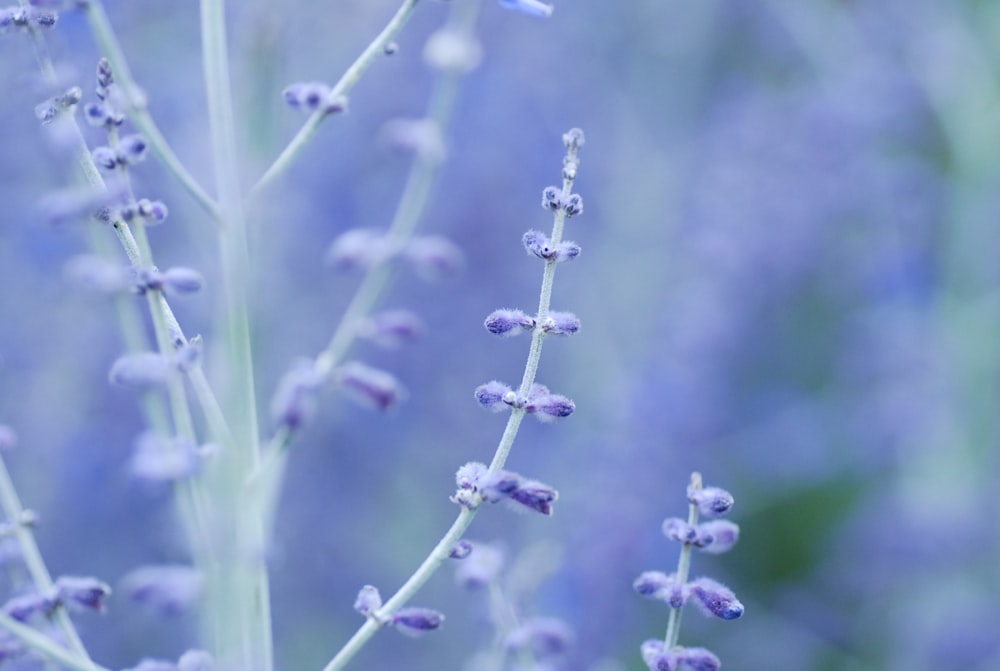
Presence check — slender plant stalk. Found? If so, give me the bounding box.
[664,472,702,648]
[251,0,421,195]
[0,611,109,671]
[82,1,221,219]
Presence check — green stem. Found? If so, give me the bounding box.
[251,0,422,195]
[664,472,702,649]
[0,611,109,671]
[82,1,221,220]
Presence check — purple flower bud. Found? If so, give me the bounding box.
[554,240,581,262]
[541,311,580,336]
[270,361,326,431]
[498,0,554,19]
[454,542,504,590]
[326,228,393,270]
[509,479,558,515]
[562,193,584,217]
[563,128,585,149]
[479,469,522,502]
[120,564,204,616]
[474,380,513,412]
[541,185,563,211]
[160,267,204,295]
[95,57,113,93]
[136,198,169,223]
[522,230,553,259]
[334,361,406,411]
[391,607,445,637]
[505,617,574,658]
[353,585,382,616]
[524,391,575,422]
[688,577,743,620]
[449,540,473,559]
[455,461,488,490]
[403,235,464,280]
[357,309,425,348]
[676,648,721,671]
[633,570,672,598]
[3,592,51,622]
[662,517,697,544]
[695,520,740,555]
[129,433,202,482]
[0,425,16,451]
[640,639,674,671]
[92,145,118,170]
[53,576,111,612]
[118,134,148,164]
[177,650,213,671]
[109,352,173,388]
[484,308,535,337]
[380,118,445,162]
[687,486,734,518]
[282,81,332,111]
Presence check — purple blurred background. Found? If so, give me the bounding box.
[2,1,1000,670]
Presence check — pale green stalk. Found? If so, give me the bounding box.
[0,611,109,671]
[321,130,584,671]
[251,0,422,195]
[82,1,221,219]
[664,472,702,649]
[199,2,271,670]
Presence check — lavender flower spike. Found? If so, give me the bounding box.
[390,607,445,637]
[499,0,554,18]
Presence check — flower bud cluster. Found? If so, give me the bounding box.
[91,134,148,170]
[0,6,57,34]
[451,461,558,515]
[474,381,575,422]
[1,575,110,623]
[282,82,347,115]
[635,475,742,671]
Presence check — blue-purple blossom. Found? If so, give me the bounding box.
[662,517,697,544]
[353,585,382,616]
[137,267,205,295]
[403,234,464,279]
[541,311,580,336]
[270,361,327,431]
[498,0,553,19]
[83,101,125,129]
[521,230,581,263]
[687,486,734,518]
[474,380,514,412]
[507,479,558,515]
[633,571,686,607]
[505,617,574,658]
[120,564,204,616]
[390,607,445,637]
[484,308,535,337]
[357,309,425,348]
[541,185,562,211]
[449,540,473,559]
[562,193,584,217]
[53,575,111,612]
[524,385,575,421]
[121,197,169,224]
[176,650,213,671]
[109,352,174,388]
[2,592,52,622]
[695,520,739,555]
[334,361,405,411]
[454,542,504,590]
[688,577,743,620]
[478,469,522,502]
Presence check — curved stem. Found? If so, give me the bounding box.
[251,0,421,195]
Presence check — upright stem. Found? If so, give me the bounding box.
[664,472,702,649]
[200,2,270,670]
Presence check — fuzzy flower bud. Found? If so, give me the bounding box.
[53,576,111,612]
[159,267,205,295]
[449,540,473,559]
[357,309,425,348]
[109,352,174,388]
[120,564,204,616]
[282,82,345,114]
[353,585,382,616]
[474,380,513,412]
[403,235,464,280]
[391,607,445,637]
[334,361,405,411]
[524,386,575,422]
[505,617,574,658]
[688,577,743,620]
[34,86,81,124]
[694,520,740,555]
[562,193,584,217]
[541,185,563,211]
[662,517,698,544]
[2,592,51,622]
[326,228,393,271]
[541,311,580,336]
[687,486,734,518]
[484,308,535,337]
[508,479,558,515]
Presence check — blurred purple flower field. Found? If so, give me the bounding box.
[2,1,1000,670]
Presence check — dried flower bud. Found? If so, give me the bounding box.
[688,577,743,620]
[353,585,382,616]
[334,361,405,411]
[687,486,734,518]
[391,607,445,637]
[484,308,535,337]
[120,564,204,616]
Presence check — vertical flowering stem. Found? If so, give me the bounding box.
[664,472,701,649]
[200,1,271,670]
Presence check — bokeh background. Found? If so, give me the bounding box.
[2,0,1000,670]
